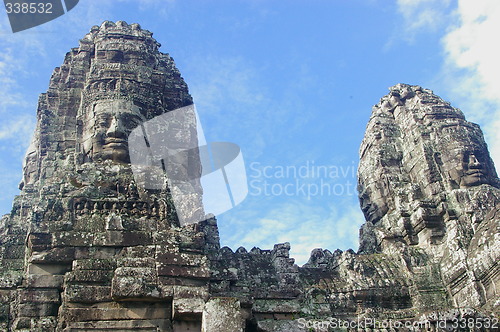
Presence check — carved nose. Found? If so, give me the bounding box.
[469,154,482,169]
[106,117,126,138]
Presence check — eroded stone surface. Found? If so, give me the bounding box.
[0,23,498,332]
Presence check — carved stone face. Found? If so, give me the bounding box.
[438,124,495,188]
[359,188,381,223]
[82,99,145,163]
[446,148,491,188]
[358,179,390,224]
[461,151,489,187]
[20,148,38,189]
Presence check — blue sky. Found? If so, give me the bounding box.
[1,0,499,264]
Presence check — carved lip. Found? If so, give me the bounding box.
[103,138,128,149]
[466,169,486,176]
[465,169,486,177]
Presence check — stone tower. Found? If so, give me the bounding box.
[1,22,499,332]
[357,83,500,310]
[0,21,218,331]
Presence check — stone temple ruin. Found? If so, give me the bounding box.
[0,21,499,331]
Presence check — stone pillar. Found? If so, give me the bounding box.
[201,297,243,332]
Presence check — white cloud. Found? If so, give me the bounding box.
[62,0,175,31]
[183,55,274,162]
[187,55,266,117]
[0,48,32,113]
[443,1,500,102]
[441,0,500,167]
[396,0,452,37]
[0,166,21,211]
[395,0,500,169]
[490,121,500,170]
[220,199,364,266]
[135,0,176,16]
[0,115,35,142]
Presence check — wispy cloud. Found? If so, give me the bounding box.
[395,0,453,39]
[184,53,317,164]
[63,0,176,30]
[135,0,176,16]
[184,55,272,161]
[187,55,267,118]
[0,166,21,208]
[442,0,500,105]
[0,115,35,143]
[395,0,500,168]
[440,0,500,166]
[0,114,35,210]
[0,46,33,113]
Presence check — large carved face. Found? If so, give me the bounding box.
[443,147,492,188]
[460,151,489,187]
[82,99,146,163]
[439,125,496,188]
[358,176,391,224]
[20,147,38,189]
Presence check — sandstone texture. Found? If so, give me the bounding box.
[0,22,498,331]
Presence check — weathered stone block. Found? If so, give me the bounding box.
[202,297,243,332]
[114,266,156,280]
[173,285,209,300]
[19,289,60,303]
[63,302,171,322]
[158,265,210,279]
[258,319,307,332]
[27,233,52,251]
[158,252,207,267]
[253,299,302,314]
[28,263,71,275]
[52,232,95,247]
[65,285,111,303]
[2,244,25,259]
[73,259,117,271]
[66,269,113,283]
[17,303,59,317]
[92,231,153,247]
[0,271,23,288]
[0,303,9,322]
[117,257,156,268]
[173,321,201,332]
[65,319,172,331]
[30,247,76,264]
[111,276,161,300]
[26,274,65,288]
[1,258,24,271]
[117,245,156,259]
[172,297,204,321]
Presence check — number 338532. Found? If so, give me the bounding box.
[5,2,53,14]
